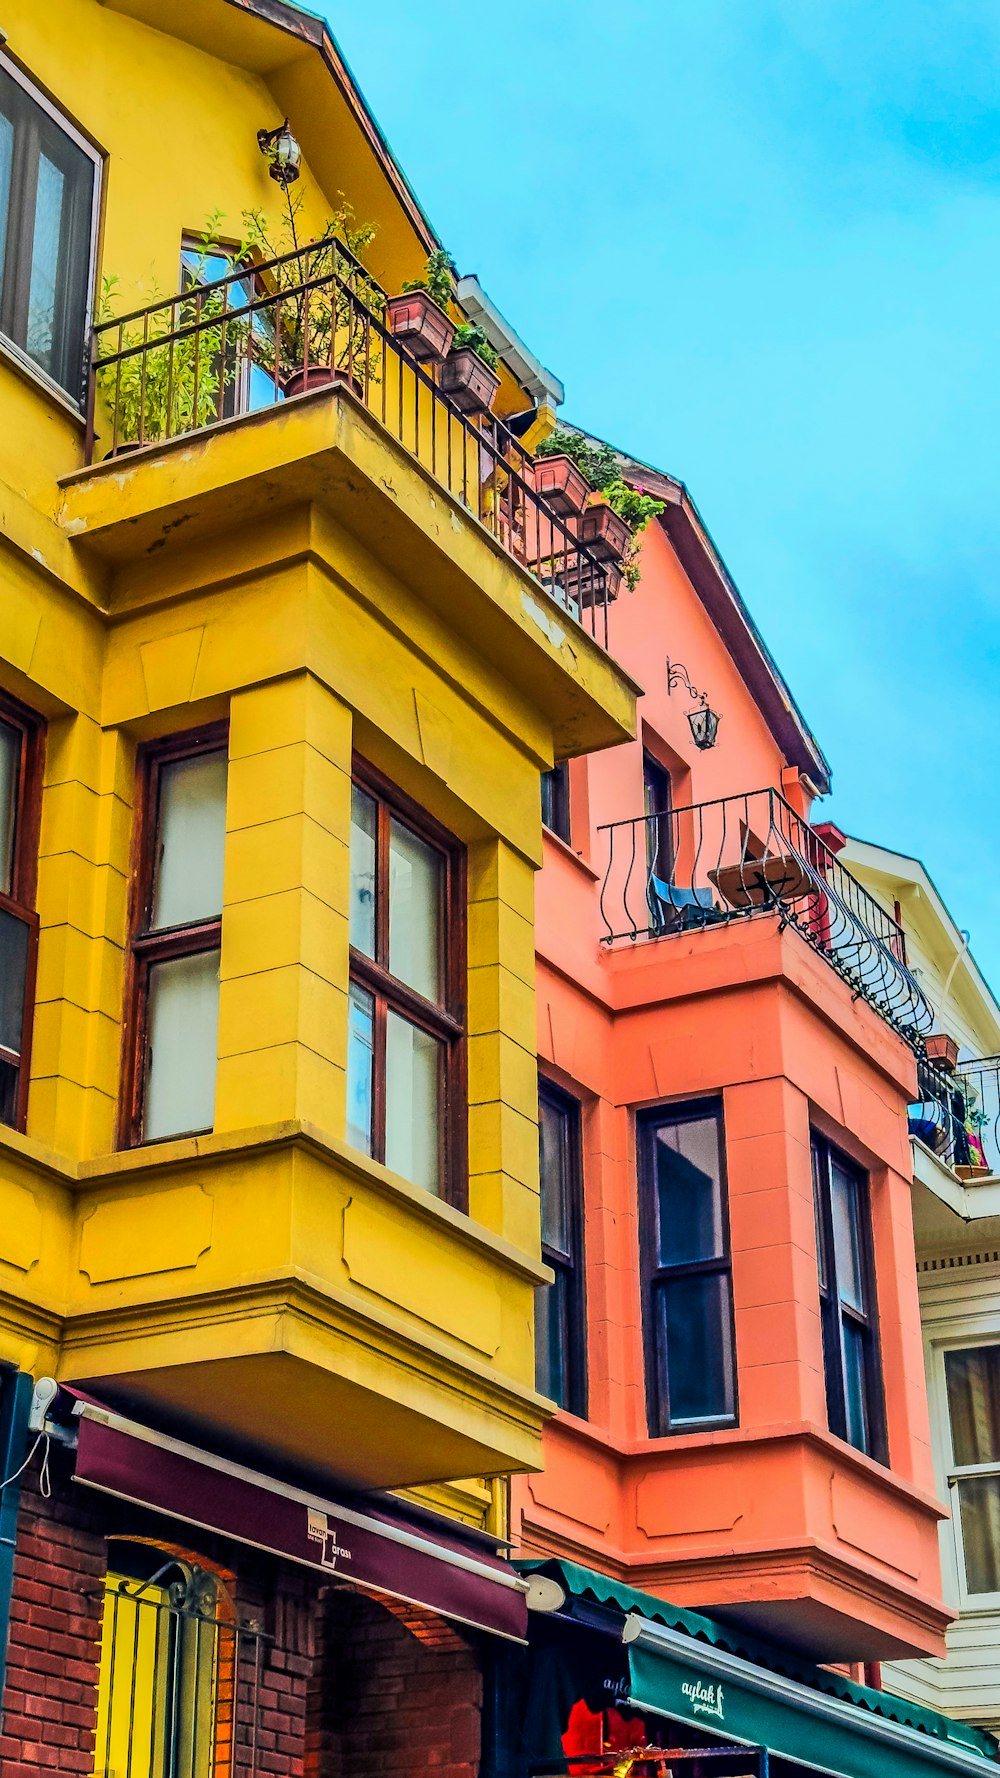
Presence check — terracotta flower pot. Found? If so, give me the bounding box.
[439,347,500,415]
[955,1163,992,1181]
[283,364,363,400]
[387,290,456,363]
[532,452,589,517]
[925,1032,960,1071]
[581,498,630,563]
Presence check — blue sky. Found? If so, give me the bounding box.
[325,0,1000,991]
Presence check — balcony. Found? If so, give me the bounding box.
[910,1053,1000,1180]
[598,787,932,1047]
[85,239,615,647]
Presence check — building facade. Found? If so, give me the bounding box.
[0,2,638,1772]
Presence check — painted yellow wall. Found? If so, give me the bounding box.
[0,0,638,1511]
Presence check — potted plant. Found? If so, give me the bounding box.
[534,429,665,590]
[531,450,589,517]
[925,1032,960,1071]
[387,248,456,364]
[95,262,241,452]
[239,192,384,397]
[439,322,501,415]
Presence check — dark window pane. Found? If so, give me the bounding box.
[539,1093,572,1256]
[541,763,570,844]
[535,1269,569,1406]
[0,904,29,1060]
[346,981,374,1157]
[946,1347,1000,1467]
[811,1142,827,1293]
[657,1273,734,1425]
[0,717,20,895]
[956,1476,1000,1595]
[653,1114,724,1265]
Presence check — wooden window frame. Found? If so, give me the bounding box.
[118,722,228,1150]
[637,1097,738,1436]
[811,1131,887,1463]
[536,1076,588,1419]
[0,48,102,405]
[0,689,43,1133]
[349,756,467,1209]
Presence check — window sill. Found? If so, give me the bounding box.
[0,330,86,426]
[542,827,600,881]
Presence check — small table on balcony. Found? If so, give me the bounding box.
[710,852,813,912]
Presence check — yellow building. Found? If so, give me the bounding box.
[0,0,636,1551]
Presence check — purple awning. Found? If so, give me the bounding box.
[71,1404,527,1641]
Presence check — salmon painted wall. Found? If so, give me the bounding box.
[518,512,950,1662]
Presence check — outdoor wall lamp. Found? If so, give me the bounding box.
[256,119,301,187]
[666,659,721,750]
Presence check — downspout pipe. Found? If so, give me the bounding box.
[0,1368,33,1705]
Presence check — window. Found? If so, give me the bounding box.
[0,696,41,1132]
[638,1101,736,1434]
[347,765,465,1200]
[122,729,227,1146]
[541,761,571,845]
[943,1345,1000,1600]
[0,54,99,401]
[535,1079,587,1416]
[811,1133,886,1459]
[95,1545,258,1778]
[643,750,672,881]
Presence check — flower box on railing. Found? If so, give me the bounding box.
[532,453,589,517]
[387,290,456,363]
[581,497,630,563]
[439,347,500,415]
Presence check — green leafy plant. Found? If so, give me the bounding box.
[535,427,664,589]
[401,247,454,311]
[239,190,384,385]
[450,320,499,371]
[95,247,242,448]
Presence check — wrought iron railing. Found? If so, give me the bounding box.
[86,239,615,647]
[598,786,933,1045]
[93,1561,267,1776]
[910,1053,1000,1178]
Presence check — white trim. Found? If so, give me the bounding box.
[455,274,564,408]
[76,1402,527,1596]
[624,1615,996,1778]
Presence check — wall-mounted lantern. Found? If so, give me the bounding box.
[256,119,302,188]
[666,659,721,750]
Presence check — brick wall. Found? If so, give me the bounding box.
[0,1454,485,1778]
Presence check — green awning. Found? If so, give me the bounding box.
[519,1560,999,1778]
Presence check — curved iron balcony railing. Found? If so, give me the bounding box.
[598,786,933,1048]
[85,239,616,648]
[910,1053,1000,1178]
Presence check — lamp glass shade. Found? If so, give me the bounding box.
[268,127,301,185]
[687,706,720,750]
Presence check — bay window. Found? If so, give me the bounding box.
[638,1100,736,1433]
[812,1132,886,1460]
[0,695,41,1131]
[347,766,465,1200]
[0,53,100,401]
[535,1079,587,1416]
[122,728,227,1145]
[943,1344,1000,1601]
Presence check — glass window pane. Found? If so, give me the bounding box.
[26,153,65,367]
[657,1272,734,1424]
[388,819,441,1003]
[811,1142,827,1294]
[0,107,13,293]
[946,1347,1000,1467]
[535,1269,568,1407]
[0,718,20,896]
[151,751,228,931]
[385,1011,441,1193]
[346,980,374,1157]
[653,1113,724,1265]
[956,1476,1000,1595]
[842,1318,869,1453]
[0,905,29,1059]
[349,786,376,959]
[539,1093,572,1256]
[830,1159,865,1311]
[144,949,219,1141]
